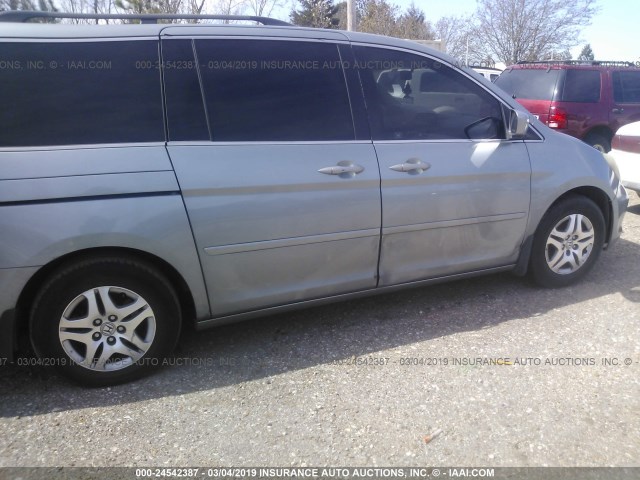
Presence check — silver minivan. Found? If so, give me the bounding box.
[0,12,628,386]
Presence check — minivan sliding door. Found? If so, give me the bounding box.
[161,35,382,318]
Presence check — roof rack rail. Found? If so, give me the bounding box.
[468,65,501,70]
[516,60,636,67]
[0,10,291,25]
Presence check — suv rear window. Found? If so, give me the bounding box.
[560,69,601,102]
[0,41,164,147]
[495,69,561,101]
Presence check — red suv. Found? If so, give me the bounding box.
[495,61,640,152]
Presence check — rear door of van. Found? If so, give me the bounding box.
[0,37,209,319]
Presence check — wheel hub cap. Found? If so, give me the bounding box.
[545,214,595,275]
[58,286,156,372]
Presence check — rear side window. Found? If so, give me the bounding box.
[194,39,354,142]
[162,39,209,141]
[495,69,561,101]
[560,69,601,102]
[613,71,640,103]
[0,41,164,147]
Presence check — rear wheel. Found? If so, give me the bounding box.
[30,256,181,386]
[529,195,605,288]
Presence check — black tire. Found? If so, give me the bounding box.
[30,255,181,387]
[584,132,611,153]
[529,195,605,288]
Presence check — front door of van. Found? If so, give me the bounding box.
[352,45,531,285]
[161,33,381,317]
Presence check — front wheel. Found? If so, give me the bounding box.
[30,256,182,386]
[529,195,605,288]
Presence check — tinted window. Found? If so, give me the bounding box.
[419,69,468,93]
[495,68,561,101]
[561,69,600,102]
[162,40,210,142]
[194,40,354,142]
[0,41,164,147]
[353,46,505,140]
[613,71,640,103]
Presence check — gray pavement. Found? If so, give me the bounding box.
[1,193,639,468]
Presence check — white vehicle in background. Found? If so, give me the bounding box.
[610,121,640,193]
[471,66,503,82]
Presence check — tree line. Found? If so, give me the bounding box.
[0,0,285,22]
[291,0,598,65]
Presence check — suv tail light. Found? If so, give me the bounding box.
[546,105,568,129]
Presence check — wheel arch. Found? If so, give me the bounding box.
[583,125,614,148]
[558,187,612,244]
[15,247,197,342]
[584,125,613,139]
[514,186,612,276]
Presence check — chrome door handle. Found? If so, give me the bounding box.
[612,108,624,114]
[318,161,364,177]
[389,159,431,174]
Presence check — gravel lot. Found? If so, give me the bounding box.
[1,193,639,468]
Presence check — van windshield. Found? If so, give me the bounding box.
[495,69,562,101]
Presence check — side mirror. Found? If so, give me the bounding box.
[464,116,501,140]
[507,109,529,140]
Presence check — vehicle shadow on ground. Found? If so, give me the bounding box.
[1,232,639,417]
[626,202,640,216]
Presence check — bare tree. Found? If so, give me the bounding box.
[246,0,283,17]
[1,0,56,14]
[115,0,182,15]
[58,0,116,23]
[211,0,247,17]
[185,0,205,15]
[435,15,485,63]
[475,0,598,64]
